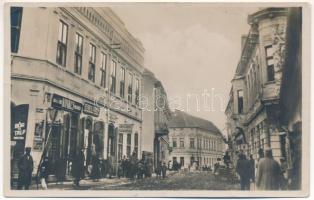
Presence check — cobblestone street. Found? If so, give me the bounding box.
[29,171,240,190]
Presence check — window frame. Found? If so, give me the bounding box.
[100,52,107,88]
[110,60,117,93]
[88,43,96,82]
[56,20,68,67]
[265,45,275,82]
[74,33,83,75]
[120,67,125,98]
[11,7,23,53]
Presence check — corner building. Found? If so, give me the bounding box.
[10,7,145,180]
[168,110,224,169]
[225,8,288,162]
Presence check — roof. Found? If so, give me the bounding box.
[169,110,222,136]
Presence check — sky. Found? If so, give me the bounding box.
[112,4,259,134]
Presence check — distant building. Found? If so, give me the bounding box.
[10,7,145,181]
[168,110,224,169]
[142,69,172,169]
[225,8,290,162]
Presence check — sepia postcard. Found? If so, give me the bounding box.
[2,1,311,198]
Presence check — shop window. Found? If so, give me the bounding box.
[56,20,68,67]
[100,52,107,88]
[110,60,117,93]
[74,33,83,75]
[127,133,131,156]
[88,43,96,82]
[11,7,23,53]
[120,67,125,98]
[237,90,244,114]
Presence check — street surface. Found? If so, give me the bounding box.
[30,171,240,190]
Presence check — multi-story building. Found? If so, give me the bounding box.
[10,7,145,181]
[279,8,302,190]
[168,110,224,169]
[142,69,172,170]
[225,8,289,162]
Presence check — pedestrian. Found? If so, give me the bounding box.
[121,155,127,178]
[17,147,34,190]
[72,150,85,187]
[155,161,162,179]
[236,153,251,190]
[39,156,49,190]
[223,151,231,167]
[279,158,288,190]
[55,157,66,184]
[161,162,167,179]
[90,154,101,182]
[256,148,282,190]
[107,156,113,179]
[249,154,255,183]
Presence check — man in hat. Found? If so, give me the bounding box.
[256,148,282,190]
[17,147,34,190]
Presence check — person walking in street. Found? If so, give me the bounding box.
[39,156,49,189]
[279,158,288,190]
[55,157,66,185]
[17,147,34,190]
[90,154,101,182]
[155,161,162,179]
[249,154,255,183]
[121,155,127,178]
[236,153,251,190]
[72,150,85,187]
[256,148,282,190]
[161,162,167,179]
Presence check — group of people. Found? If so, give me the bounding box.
[235,148,288,190]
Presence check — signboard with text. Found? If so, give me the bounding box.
[51,94,82,113]
[11,104,29,141]
[119,124,134,134]
[83,102,100,117]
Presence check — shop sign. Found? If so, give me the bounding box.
[11,104,29,141]
[51,94,82,113]
[83,103,100,117]
[119,124,133,134]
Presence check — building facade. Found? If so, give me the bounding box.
[278,8,302,190]
[168,110,224,169]
[142,69,172,170]
[225,8,289,162]
[10,7,145,181]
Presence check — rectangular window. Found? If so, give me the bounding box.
[190,138,195,149]
[127,133,131,157]
[74,33,83,75]
[11,7,23,53]
[100,53,107,87]
[135,78,140,106]
[56,20,68,66]
[118,133,123,160]
[265,45,275,82]
[128,72,133,103]
[237,90,244,114]
[180,138,184,148]
[120,67,125,98]
[172,138,177,148]
[88,43,96,82]
[110,60,117,93]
